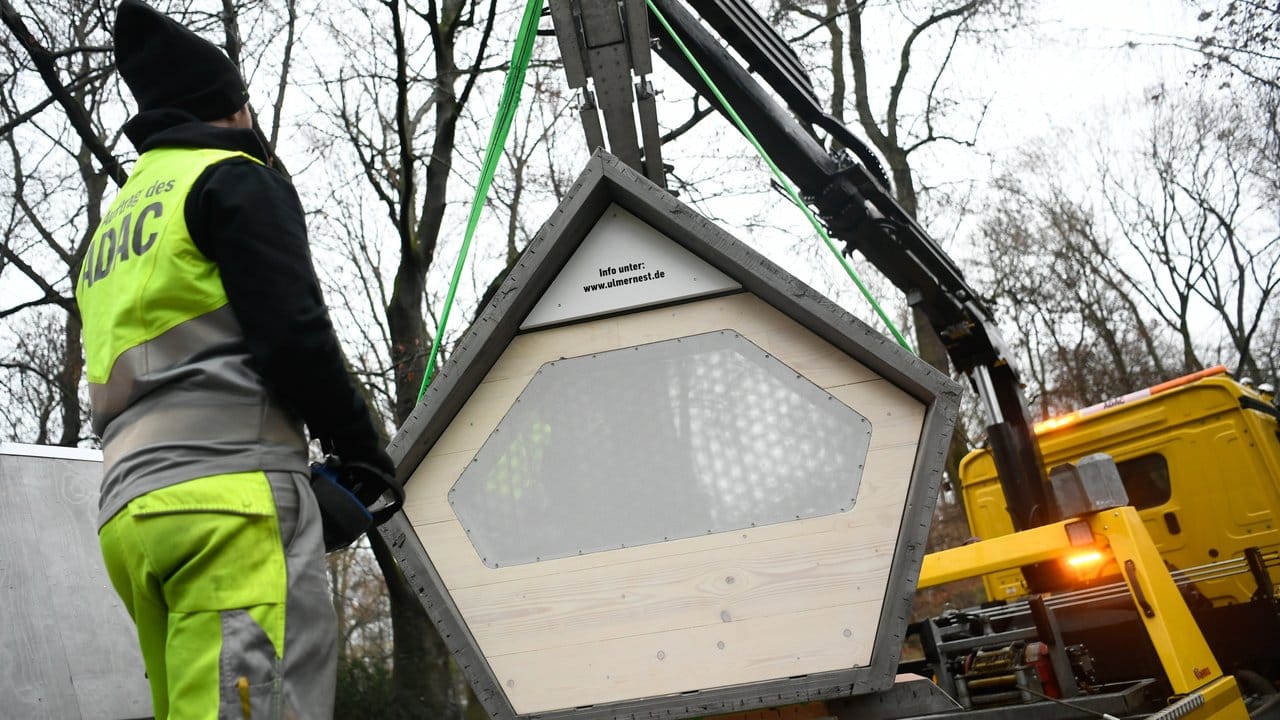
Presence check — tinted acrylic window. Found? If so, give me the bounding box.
[449,330,873,567]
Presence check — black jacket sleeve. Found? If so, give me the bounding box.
[186,158,393,475]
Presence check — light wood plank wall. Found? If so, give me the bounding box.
[404,293,925,713]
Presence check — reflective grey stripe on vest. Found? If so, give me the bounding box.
[94,305,309,527]
[102,397,306,472]
[89,305,246,432]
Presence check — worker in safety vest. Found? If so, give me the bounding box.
[76,2,400,717]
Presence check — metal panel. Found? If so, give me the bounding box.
[383,151,961,720]
[549,0,588,87]
[450,330,870,568]
[635,81,665,186]
[577,93,607,153]
[591,43,644,168]
[624,0,652,74]
[687,0,823,119]
[0,444,151,720]
[579,0,624,47]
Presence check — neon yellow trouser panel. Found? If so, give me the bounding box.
[100,470,336,719]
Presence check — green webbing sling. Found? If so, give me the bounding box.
[420,0,914,404]
[645,0,913,353]
[418,0,544,403]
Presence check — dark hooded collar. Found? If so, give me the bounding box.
[124,108,270,164]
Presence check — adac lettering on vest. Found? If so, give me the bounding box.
[81,177,175,288]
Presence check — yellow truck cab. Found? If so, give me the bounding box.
[960,367,1280,606]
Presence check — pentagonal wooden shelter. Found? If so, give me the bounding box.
[381,151,959,720]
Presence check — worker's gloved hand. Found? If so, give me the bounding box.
[309,452,405,552]
[338,450,392,502]
[335,448,402,523]
[310,457,372,553]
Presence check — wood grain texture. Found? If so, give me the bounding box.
[0,451,152,719]
[490,602,880,713]
[404,293,925,712]
[452,530,898,657]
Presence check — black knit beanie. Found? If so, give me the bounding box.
[114,0,248,120]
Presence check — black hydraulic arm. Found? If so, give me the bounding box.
[646,0,1053,530]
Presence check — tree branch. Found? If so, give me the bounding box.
[0,0,126,186]
[269,0,297,151]
[454,0,498,111]
[0,93,57,137]
[0,295,61,319]
[886,0,981,146]
[660,99,714,145]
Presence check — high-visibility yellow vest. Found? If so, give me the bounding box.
[76,146,307,527]
[77,147,258,388]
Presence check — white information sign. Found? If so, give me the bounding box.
[521,204,740,329]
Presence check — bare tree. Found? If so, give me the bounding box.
[1186,3,1278,229]
[0,0,122,447]
[329,542,397,718]
[1100,86,1280,381]
[1191,0,1279,92]
[0,308,84,442]
[773,0,1025,531]
[473,62,577,311]
[308,1,507,716]
[0,0,308,446]
[976,159,1178,414]
[778,0,1025,368]
[977,78,1280,414]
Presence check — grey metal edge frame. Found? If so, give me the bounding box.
[380,150,962,720]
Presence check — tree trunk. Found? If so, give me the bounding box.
[378,4,498,717]
[839,0,978,517]
[57,313,83,446]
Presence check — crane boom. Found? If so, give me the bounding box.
[550,0,1053,531]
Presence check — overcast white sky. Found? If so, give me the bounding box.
[985,0,1201,149]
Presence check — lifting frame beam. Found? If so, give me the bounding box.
[920,507,1250,719]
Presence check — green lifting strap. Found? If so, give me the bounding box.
[418,0,545,403]
[645,0,914,354]
[420,0,914,405]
